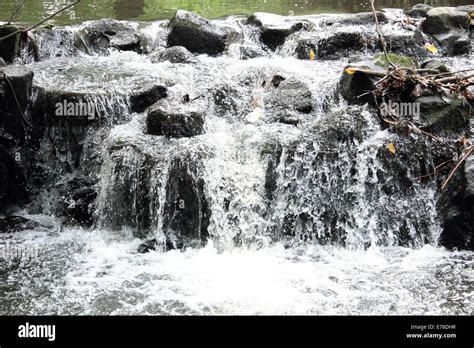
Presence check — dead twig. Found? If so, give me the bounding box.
[441,146,474,190]
[0,0,80,42]
[2,0,27,27]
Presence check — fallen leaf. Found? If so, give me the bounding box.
[309,49,316,61]
[344,67,356,75]
[387,143,396,155]
[424,43,438,54]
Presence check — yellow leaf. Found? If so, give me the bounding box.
[424,43,438,54]
[387,143,396,155]
[309,49,316,61]
[344,67,356,75]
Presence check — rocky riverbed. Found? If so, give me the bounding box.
[0,5,473,315]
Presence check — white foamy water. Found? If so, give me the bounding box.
[1,228,472,315]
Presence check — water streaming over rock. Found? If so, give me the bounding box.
[1,10,473,315]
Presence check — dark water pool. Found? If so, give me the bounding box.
[1,0,472,25]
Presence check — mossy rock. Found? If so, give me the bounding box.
[374,53,419,69]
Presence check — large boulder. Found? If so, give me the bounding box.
[129,82,167,113]
[423,7,470,56]
[439,155,474,250]
[167,10,228,56]
[149,46,198,64]
[414,94,471,136]
[0,65,34,141]
[247,13,305,51]
[0,26,21,64]
[77,19,143,54]
[146,100,205,138]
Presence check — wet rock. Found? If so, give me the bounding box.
[129,83,167,113]
[320,11,387,27]
[98,150,153,238]
[0,26,21,64]
[212,81,252,121]
[146,100,205,138]
[247,13,305,51]
[163,157,210,249]
[0,65,34,140]
[78,19,143,54]
[439,155,474,251]
[317,31,367,59]
[238,44,267,60]
[0,216,42,233]
[265,78,313,120]
[150,46,198,64]
[33,28,79,60]
[381,26,427,57]
[137,239,157,253]
[167,10,228,56]
[0,148,27,212]
[420,59,450,73]
[337,63,381,105]
[414,94,471,136]
[261,139,283,202]
[423,7,470,56]
[60,177,97,227]
[406,4,433,18]
[295,38,317,60]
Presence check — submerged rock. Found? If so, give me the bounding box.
[0,26,21,64]
[247,12,305,51]
[78,19,143,54]
[167,10,228,56]
[423,7,470,56]
[146,100,205,138]
[129,83,168,113]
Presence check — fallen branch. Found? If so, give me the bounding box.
[441,145,474,190]
[0,0,80,42]
[2,0,27,27]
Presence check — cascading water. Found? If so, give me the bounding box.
[1,10,473,315]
